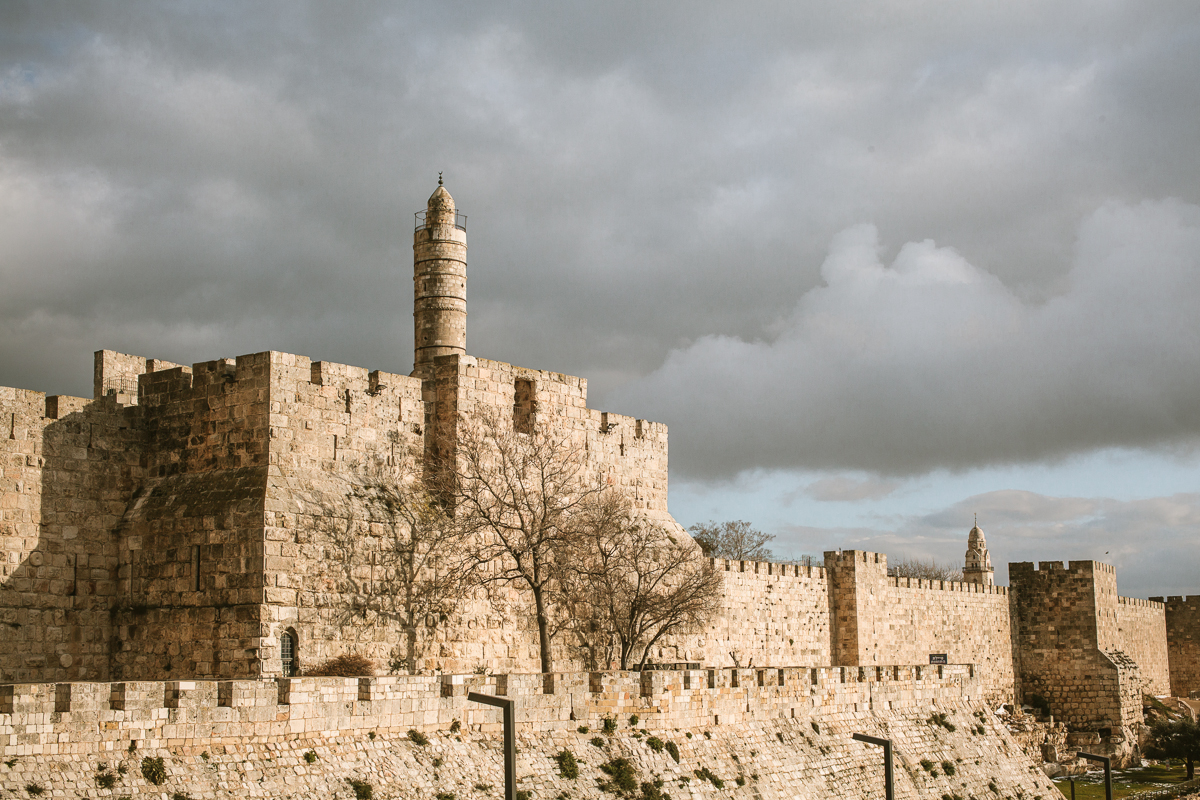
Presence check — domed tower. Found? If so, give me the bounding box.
[412,176,467,378]
[963,516,994,585]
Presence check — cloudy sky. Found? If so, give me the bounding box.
[2,1,1199,596]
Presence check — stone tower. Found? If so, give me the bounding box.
[963,518,994,585]
[412,178,467,378]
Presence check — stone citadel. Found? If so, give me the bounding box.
[2,182,1198,797]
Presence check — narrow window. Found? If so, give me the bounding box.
[191,545,201,592]
[281,629,298,677]
[513,379,534,433]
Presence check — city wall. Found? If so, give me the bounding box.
[1008,560,1169,746]
[698,559,831,668]
[1,665,1059,800]
[824,551,1015,705]
[1154,595,1200,697]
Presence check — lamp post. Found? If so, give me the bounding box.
[852,733,894,800]
[468,692,516,800]
[1078,752,1112,800]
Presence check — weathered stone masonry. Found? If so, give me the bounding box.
[1,666,1061,800]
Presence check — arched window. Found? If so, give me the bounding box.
[281,629,298,677]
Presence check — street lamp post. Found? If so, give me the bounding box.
[1079,752,1113,800]
[852,733,895,800]
[468,692,516,800]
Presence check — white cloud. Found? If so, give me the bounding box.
[611,200,1200,477]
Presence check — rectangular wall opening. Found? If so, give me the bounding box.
[513,379,534,433]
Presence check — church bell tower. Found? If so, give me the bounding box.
[963,517,995,586]
[412,176,467,378]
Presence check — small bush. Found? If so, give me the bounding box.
[927,712,956,732]
[347,778,374,800]
[302,653,375,677]
[141,756,167,785]
[474,784,493,792]
[602,717,617,734]
[703,731,711,739]
[117,764,127,775]
[989,780,1000,794]
[664,741,680,763]
[516,792,532,800]
[685,732,692,739]
[433,757,444,768]
[694,767,723,789]
[629,714,640,726]
[172,793,193,800]
[26,785,45,797]
[97,771,118,789]
[735,776,746,787]
[408,729,430,746]
[555,749,579,780]
[450,719,461,733]
[646,736,664,753]
[368,731,377,741]
[811,721,820,734]
[591,737,606,748]
[577,725,590,734]
[436,793,456,800]
[5,758,17,767]
[127,740,137,753]
[598,758,638,794]
[941,760,956,776]
[304,750,318,764]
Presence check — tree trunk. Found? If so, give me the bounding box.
[405,612,418,675]
[532,586,554,674]
[1188,757,1194,782]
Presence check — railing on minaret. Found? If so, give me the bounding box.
[412,176,468,378]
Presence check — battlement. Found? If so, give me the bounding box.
[1150,595,1200,605]
[1116,595,1163,609]
[1010,559,1116,575]
[711,557,826,579]
[1,662,982,759]
[889,575,1009,595]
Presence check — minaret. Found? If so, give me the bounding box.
[963,516,994,586]
[412,176,467,378]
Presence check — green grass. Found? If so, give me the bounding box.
[1053,764,1191,799]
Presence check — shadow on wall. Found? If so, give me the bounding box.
[0,394,132,682]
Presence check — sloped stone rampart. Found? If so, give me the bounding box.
[1,666,1058,799]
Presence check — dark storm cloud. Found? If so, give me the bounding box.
[2,1,1200,490]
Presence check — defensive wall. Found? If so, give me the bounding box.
[1009,561,1170,742]
[0,349,677,684]
[1153,595,1200,697]
[1,665,1060,799]
[824,551,1015,705]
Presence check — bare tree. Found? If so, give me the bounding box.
[572,492,723,670]
[450,409,603,675]
[687,519,776,561]
[887,557,963,582]
[315,460,472,674]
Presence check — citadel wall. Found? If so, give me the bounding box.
[0,665,1060,800]
[698,559,831,669]
[1008,561,1148,741]
[0,385,135,683]
[1155,595,1200,697]
[823,551,1015,705]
